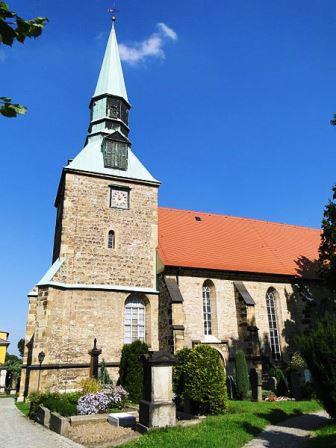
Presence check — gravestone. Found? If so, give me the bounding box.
[226,375,236,400]
[267,376,277,394]
[108,412,136,428]
[138,351,176,432]
[250,368,262,401]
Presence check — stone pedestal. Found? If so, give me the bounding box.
[138,351,176,432]
[250,368,262,402]
[88,338,102,379]
[0,368,7,393]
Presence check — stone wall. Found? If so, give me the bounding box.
[53,171,158,289]
[158,269,324,364]
[20,286,159,396]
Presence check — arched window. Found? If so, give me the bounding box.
[202,284,212,335]
[124,296,145,344]
[266,288,281,360]
[108,230,115,249]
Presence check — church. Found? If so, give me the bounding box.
[19,20,323,398]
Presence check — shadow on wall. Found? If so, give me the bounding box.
[281,255,325,361]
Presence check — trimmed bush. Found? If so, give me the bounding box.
[29,392,81,419]
[118,340,148,402]
[235,350,250,400]
[298,313,336,418]
[174,345,228,415]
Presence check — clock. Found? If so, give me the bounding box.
[110,187,129,209]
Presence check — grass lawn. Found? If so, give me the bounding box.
[15,400,30,416]
[308,422,336,448]
[121,401,320,448]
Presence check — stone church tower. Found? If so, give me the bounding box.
[19,20,160,398]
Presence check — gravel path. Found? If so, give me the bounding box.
[244,410,330,448]
[0,397,83,448]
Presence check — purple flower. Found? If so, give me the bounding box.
[77,392,111,415]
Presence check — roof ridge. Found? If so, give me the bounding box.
[158,206,321,232]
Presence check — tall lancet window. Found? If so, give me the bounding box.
[266,288,281,360]
[124,296,145,344]
[202,285,212,335]
[107,230,115,249]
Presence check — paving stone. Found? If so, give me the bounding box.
[0,398,83,448]
[244,410,330,448]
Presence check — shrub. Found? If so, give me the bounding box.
[80,378,101,394]
[269,367,289,396]
[174,345,228,415]
[290,352,306,370]
[118,340,148,402]
[235,350,250,400]
[29,392,81,418]
[99,359,112,386]
[301,381,317,400]
[298,313,336,418]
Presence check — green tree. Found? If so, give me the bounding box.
[118,340,148,402]
[0,2,48,117]
[298,313,336,418]
[235,350,250,400]
[319,184,336,297]
[5,353,22,388]
[17,338,24,358]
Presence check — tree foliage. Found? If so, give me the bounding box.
[298,313,336,418]
[99,359,112,385]
[319,184,336,296]
[5,353,22,388]
[174,345,228,415]
[235,350,250,400]
[0,2,48,117]
[17,338,25,358]
[118,340,148,403]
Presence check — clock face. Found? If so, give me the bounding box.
[111,188,129,209]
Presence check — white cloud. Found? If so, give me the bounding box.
[157,22,178,41]
[119,22,177,65]
[95,32,105,41]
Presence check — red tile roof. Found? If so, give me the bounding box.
[158,207,321,278]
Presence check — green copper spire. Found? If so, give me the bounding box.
[94,20,128,102]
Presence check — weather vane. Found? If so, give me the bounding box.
[108,3,119,23]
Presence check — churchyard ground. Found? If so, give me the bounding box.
[118,401,321,448]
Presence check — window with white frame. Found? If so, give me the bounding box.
[124,296,145,344]
[202,285,212,335]
[107,230,115,249]
[266,288,281,360]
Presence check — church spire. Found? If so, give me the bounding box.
[88,17,130,144]
[94,19,128,102]
[67,15,158,184]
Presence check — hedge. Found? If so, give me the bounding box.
[29,392,81,419]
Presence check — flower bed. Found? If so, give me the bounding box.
[28,382,129,419]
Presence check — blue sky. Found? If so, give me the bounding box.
[1,0,335,354]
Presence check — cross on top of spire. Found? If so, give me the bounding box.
[107,6,119,24]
